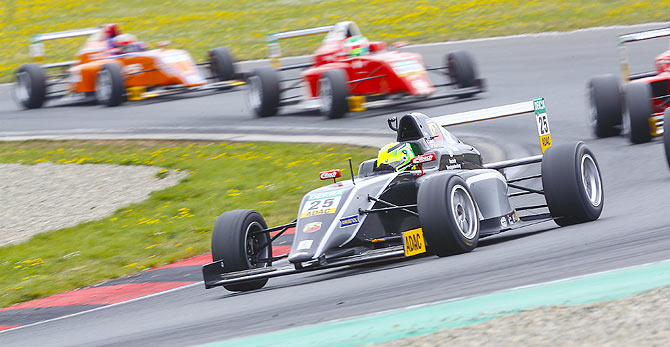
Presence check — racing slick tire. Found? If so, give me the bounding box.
[542,142,603,226]
[623,82,653,144]
[96,63,124,107]
[209,46,236,81]
[247,66,280,117]
[587,74,623,138]
[664,109,670,170]
[211,209,272,292]
[447,51,478,98]
[319,69,348,119]
[14,63,46,109]
[418,174,480,256]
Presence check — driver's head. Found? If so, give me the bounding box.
[111,33,137,50]
[344,35,369,57]
[376,142,416,172]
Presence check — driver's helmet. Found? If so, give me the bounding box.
[344,35,369,57]
[112,33,137,48]
[376,142,416,172]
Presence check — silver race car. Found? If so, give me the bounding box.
[203,98,604,291]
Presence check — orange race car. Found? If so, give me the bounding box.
[14,24,243,109]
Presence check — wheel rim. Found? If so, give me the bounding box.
[247,75,262,112]
[580,154,602,207]
[319,77,332,115]
[623,109,631,136]
[587,85,598,128]
[14,71,30,103]
[450,185,478,239]
[244,221,269,268]
[96,69,112,103]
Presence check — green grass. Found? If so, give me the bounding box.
[0,140,377,308]
[1,0,668,82]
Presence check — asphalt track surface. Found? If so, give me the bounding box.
[2,24,670,346]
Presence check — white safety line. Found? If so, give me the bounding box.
[0,282,202,334]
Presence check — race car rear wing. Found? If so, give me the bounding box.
[434,98,552,154]
[29,27,99,62]
[618,27,670,82]
[267,25,334,67]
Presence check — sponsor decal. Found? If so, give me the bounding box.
[297,240,313,250]
[303,222,322,233]
[339,215,359,228]
[411,153,437,165]
[308,190,343,201]
[319,169,342,180]
[392,60,425,76]
[300,190,343,218]
[123,63,143,75]
[402,228,426,257]
[500,216,508,228]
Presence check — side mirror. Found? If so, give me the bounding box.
[387,117,398,131]
[391,41,408,50]
[156,40,172,48]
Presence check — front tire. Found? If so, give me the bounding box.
[447,51,478,98]
[587,74,622,138]
[247,67,280,117]
[542,142,603,226]
[96,63,124,107]
[209,47,236,81]
[319,69,348,119]
[624,82,652,144]
[211,209,272,292]
[14,63,46,109]
[418,174,480,256]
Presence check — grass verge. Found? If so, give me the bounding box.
[0,140,377,308]
[1,1,669,82]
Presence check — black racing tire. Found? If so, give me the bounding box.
[447,50,478,98]
[624,82,652,144]
[418,174,480,256]
[246,66,280,117]
[587,74,623,138]
[664,109,670,171]
[319,69,348,119]
[14,63,46,109]
[95,63,124,107]
[542,142,604,226]
[209,46,236,81]
[211,209,271,292]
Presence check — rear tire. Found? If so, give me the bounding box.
[542,142,603,226]
[211,209,271,292]
[319,69,348,119]
[96,63,124,107]
[587,74,622,138]
[447,51,478,98]
[14,63,46,109]
[247,67,280,117]
[624,83,652,144]
[209,47,236,81]
[418,174,480,256]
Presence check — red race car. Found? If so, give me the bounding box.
[588,27,669,144]
[246,21,485,119]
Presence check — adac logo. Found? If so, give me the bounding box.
[339,215,359,228]
[303,222,322,233]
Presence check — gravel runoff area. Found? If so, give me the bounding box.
[378,285,670,347]
[0,163,188,246]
